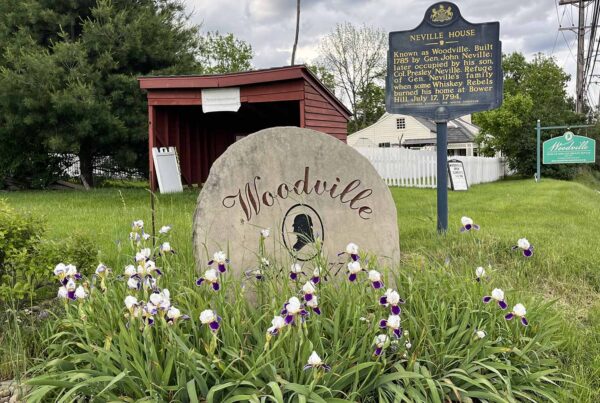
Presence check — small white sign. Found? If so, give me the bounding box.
[201,87,241,113]
[448,159,468,191]
[152,147,183,194]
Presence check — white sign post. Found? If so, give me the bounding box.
[152,147,183,194]
[448,159,468,191]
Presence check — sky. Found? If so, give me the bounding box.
[183,0,594,106]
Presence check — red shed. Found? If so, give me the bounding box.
[138,65,351,189]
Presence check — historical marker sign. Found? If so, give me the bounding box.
[385,1,502,120]
[543,131,596,164]
[447,159,468,190]
[193,127,400,276]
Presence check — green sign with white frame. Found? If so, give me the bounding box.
[543,131,596,164]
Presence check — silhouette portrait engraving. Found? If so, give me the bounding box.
[292,214,315,251]
[282,204,324,262]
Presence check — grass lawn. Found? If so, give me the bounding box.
[3,178,600,400]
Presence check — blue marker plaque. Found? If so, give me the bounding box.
[385,2,502,120]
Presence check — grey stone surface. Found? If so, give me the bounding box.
[193,127,400,276]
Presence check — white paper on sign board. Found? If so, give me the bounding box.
[201,87,241,113]
[447,159,468,191]
[152,147,183,194]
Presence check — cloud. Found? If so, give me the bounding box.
[184,0,578,95]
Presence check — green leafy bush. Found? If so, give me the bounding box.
[0,199,96,303]
[26,221,568,402]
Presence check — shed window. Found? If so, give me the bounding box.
[378,142,391,148]
[396,118,406,130]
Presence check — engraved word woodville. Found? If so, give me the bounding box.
[193,127,400,276]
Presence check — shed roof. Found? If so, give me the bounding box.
[138,65,351,118]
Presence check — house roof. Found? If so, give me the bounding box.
[138,65,351,117]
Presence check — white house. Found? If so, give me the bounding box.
[347,113,481,157]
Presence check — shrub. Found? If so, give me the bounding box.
[0,199,97,303]
[26,220,568,402]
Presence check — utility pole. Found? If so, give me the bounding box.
[558,0,593,113]
[577,0,586,113]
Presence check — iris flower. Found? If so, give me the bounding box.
[159,225,172,234]
[290,263,303,280]
[54,263,67,282]
[368,270,384,289]
[160,242,175,255]
[475,266,485,282]
[460,216,480,232]
[303,351,331,371]
[302,281,316,302]
[475,330,487,339]
[512,238,534,257]
[196,268,221,291]
[244,268,263,281]
[75,285,88,300]
[130,232,141,243]
[373,334,390,356]
[339,242,359,261]
[136,248,152,263]
[483,288,508,309]
[379,289,405,315]
[306,295,321,315]
[260,228,270,238]
[347,261,362,282]
[267,315,287,336]
[311,266,322,284]
[505,303,529,326]
[57,286,68,299]
[209,251,229,273]
[65,278,77,300]
[132,220,144,231]
[166,306,189,325]
[125,295,140,317]
[149,289,171,311]
[281,296,308,325]
[200,309,221,332]
[379,314,403,338]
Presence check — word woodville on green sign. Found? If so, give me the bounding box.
[543,131,596,164]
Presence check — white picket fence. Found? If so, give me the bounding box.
[354,147,506,188]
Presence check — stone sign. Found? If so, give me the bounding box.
[543,131,596,164]
[385,1,502,120]
[193,127,400,276]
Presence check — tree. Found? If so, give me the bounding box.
[474,53,582,178]
[198,32,253,74]
[0,1,254,188]
[318,22,386,127]
[350,82,385,133]
[307,64,336,93]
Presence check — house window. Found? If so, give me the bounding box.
[378,142,391,148]
[396,118,406,130]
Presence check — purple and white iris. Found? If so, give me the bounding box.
[303,351,331,371]
[160,242,175,255]
[196,268,221,291]
[368,270,384,289]
[209,251,229,273]
[339,242,359,261]
[379,314,403,338]
[505,303,529,326]
[244,268,263,281]
[302,281,316,302]
[281,296,308,325]
[135,248,152,263]
[125,295,141,318]
[159,225,172,234]
[512,238,534,257]
[460,216,480,232]
[311,266,322,284]
[379,289,405,315]
[131,220,144,231]
[373,334,390,356]
[266,315,287,336]
[149,288,171,312]
[475,266,485,282]
[290,263,303,280]
[306,295,321,315]
[347,261,362,282]
[483,288,508,310]
[166,306,190,325]
[200,309,221,332]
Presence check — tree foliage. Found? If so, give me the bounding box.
[0,1,254,188]
[474,53,583,178]
[318,22,386,132]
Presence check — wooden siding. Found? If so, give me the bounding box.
[347,114,431,147]
[303,82,347,140]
